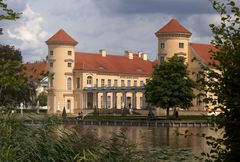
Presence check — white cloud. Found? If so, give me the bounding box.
[185,14,221,43]
[6,4,48,62]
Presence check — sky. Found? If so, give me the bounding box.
[0,0,220,62]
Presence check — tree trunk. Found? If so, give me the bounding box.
[166,107,169,119]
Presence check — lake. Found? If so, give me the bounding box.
[71,125,219,152]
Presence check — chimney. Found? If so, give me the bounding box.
[142,53,148,61]
[125,50,133,60]
[99,49,106,57]
[138,52,142,58]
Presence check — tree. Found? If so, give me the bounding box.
[0,2,35,108]
[144,55,196,119]
[0,45,35,107]
[62,107,67,119]
[200,0,240,161]
[37,92,47,106]
[0,0,20,35]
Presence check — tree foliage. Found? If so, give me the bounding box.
[0,0,20,35]
[144,55,196,118]
[200,0,240,161]
[37,92,47,106]
[0,45,35,107]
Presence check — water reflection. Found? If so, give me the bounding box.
[72,125,218,152]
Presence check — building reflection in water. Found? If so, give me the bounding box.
[72,125,220,152]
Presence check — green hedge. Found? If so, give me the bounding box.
[15,109,47,113]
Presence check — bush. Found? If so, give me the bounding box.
[62,107,67,119]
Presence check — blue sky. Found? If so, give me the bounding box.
[0,0,220,62]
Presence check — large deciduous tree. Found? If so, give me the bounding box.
[0,45,35,107]
[200,0,240,161]
[144,55,196,119]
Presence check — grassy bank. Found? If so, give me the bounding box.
[11,112,210,122]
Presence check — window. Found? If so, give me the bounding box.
[101,79,105,87]
[68,51,72,56]
[140,81,144,86]
[50,51,53,55]
[67,99,71,110]
[96,79,98,87]
[50,62,53,67]
[127,80,131,87]
[67,77,72,90]
[87,76,92,85]
[160,43,165,49]
[114,80,118,87]
[179,43,184,48]
[108,79,111,87]
[121,80,125,87]
[160,56,165,63]
[67,62,72,67]
[77,77,80,89]
[134,80,137,86]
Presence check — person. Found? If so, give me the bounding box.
[147,108,155,121]
[77,111,83,120]
[175,110,179,119]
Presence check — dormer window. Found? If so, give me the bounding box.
[179,43,184,48]
[68,51,72,56]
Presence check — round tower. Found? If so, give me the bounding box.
[46,29,78,114]
[155,19,192,64]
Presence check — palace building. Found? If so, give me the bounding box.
[25,19,215,114]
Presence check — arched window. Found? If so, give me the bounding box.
[67,77,72,90]
[87,76,92,86]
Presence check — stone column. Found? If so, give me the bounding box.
[82,92,85,109]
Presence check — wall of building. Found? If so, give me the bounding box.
[47,44,75,114]
[158,35,190,63]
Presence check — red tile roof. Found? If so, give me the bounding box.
[190,43,218,65]
[23,63,48,80]
[74,52,154,76]
[155,19,191,36]
[46,29,78,45]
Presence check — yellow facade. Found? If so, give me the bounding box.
[46,19,211,114]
